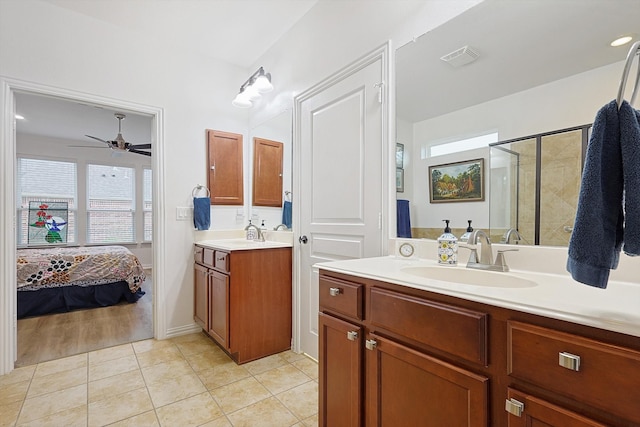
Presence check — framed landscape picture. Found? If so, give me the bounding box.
[429,158,484,203]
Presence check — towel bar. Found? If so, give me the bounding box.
[616,40,640,109]
[192,184,210,198]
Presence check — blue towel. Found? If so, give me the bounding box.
[397,199,412,238]
[619,102,640,255]
[193,197,210,231]
[282,200,292,229]
[567,100,624,288]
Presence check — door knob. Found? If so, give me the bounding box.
[299,235,308,244]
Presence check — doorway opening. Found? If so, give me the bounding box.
[0,78,165,374]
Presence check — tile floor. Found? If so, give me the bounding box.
[1,333,318,427]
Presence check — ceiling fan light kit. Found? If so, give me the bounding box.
[232,66,273,108]
[84,113,152,156]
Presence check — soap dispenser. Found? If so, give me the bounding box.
[459,220,474,243]
[437,219,458,265]
[245,220,258,241]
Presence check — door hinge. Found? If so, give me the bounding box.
[374,82,384,103]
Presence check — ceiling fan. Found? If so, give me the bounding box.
[84,113,151,156]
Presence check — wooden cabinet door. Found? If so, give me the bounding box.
[367,334,488,427]
[207,129,243,205]
[252,137,283,207]
[506,388,607,426]
[193,263,208,329]
[319,312,363,427]
[208,270,229,349]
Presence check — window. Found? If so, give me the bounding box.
[16,158,77,245]
[423,132,499,158]
[86,164,135,243]
[143,168,152,242]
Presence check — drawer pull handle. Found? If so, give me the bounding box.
[505,398,524,417]
[347,331,358,341]
[216,257,226,261]
[365,339,377,351]
[329,287,341,297]
[559,352,581,371]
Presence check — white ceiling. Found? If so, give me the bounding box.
[41,0,319,69]
[15,0,640,146]
[396,0,640,123]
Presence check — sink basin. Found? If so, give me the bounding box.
[401,266,537,288]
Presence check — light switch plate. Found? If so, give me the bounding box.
[176,206,192,220]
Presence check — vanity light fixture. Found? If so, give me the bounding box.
[611,36,633,47]
[232,66,274,108]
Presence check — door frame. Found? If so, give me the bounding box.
[0,77,167,375]
[291,42,391,355]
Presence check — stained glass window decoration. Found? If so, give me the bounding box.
[28,201,69,245]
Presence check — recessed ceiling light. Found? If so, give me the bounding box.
[611,36,633,47]
[15,114,24,120]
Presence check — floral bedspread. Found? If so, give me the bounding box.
[17,245,145,292]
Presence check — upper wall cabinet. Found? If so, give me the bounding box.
[252,137,283,207]
[207,130,243,205]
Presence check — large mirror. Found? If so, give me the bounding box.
[249,109,293,230]
[395,0,639,245]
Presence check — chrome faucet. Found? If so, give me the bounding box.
[461,229,517,272]
[467,229,494,265]
[273,224,289,231]
[500,228,522,244]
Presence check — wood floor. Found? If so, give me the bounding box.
[15,274,153,367]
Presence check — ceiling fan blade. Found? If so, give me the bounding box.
[128,149,152,157]
[128,143,151,150]
[68,145,108,148]
[85,134,110,144]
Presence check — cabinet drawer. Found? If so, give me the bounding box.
[214,250,229,273]
[370,287,488,366]
[194,245,204,264]
[203,248,215,267]
[319,276,363,321]
[507,321,640,425]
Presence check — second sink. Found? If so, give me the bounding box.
[401,266,537,288]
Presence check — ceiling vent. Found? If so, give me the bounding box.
[440,46,480,68]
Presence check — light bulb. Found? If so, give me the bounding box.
[243,84,261,101]
[232,92,252,108]
[253,73,273,93]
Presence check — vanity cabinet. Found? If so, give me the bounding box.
[319,273,489,426]
[319,269,640,427]
[194,244,292,363]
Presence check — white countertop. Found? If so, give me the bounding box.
[318,256,640,338]
[196,238,292,251]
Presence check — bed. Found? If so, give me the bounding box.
[17,245,146,319]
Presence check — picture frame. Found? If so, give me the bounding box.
[396,168,404,193]
[429,158,484,203]
[395,143,404,168]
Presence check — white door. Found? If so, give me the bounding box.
[294,46,388,359]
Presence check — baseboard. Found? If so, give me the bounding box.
[165,323,202,339]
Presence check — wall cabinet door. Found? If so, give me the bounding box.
[208,270,229,348]
[252,137,283,207]
[207,129,243,205]
[319,312,363,427]
[367,334,489,427]
[506,388,607,427]
[193,263,208,329]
